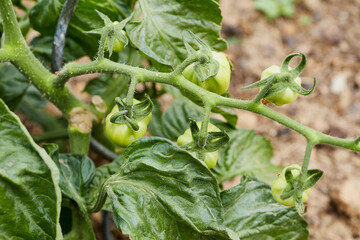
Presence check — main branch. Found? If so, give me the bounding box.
[55,58,360,152]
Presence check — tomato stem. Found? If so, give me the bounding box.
[300,142,315,182]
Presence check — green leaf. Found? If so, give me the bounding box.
[211,105,238,128]
[125,0,227,68]
[222,176,308,239]
[0,63,29,110]
[303,169,323,190]
[103,137,236,239]
[0,99,62,239]
[30,36,86,68]
[212,128,281,183]
[29,0,131,57]
[45,145,96,240]
[147,97,165,137]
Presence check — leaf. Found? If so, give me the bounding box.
[30,36,86,68]
[0,99,62,239]
[45,144,96,239]
[103,137,236,239]
[211,105,238,128]
[29,0,132,57]
[147,97,165,137]
[222,176,308,239]
[125,0,227,68]
[212,128,281,183]
[0,63,29,110]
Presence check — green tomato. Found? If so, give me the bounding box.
[105,29,126,53]
[183,51,231,95]
[271,164,310,207]
[177,122,220,168]
[261,65,302,106]
[105,99,152,147]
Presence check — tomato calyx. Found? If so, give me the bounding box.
[110,95,153,131]
[243,53,316,105]
[86,11,130,56]
[272,164,323,214]
[177,120,229,168]
[185,120,229,152]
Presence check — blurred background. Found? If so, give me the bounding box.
[219,0,360,239]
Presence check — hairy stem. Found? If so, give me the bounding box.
[300,142,314,182]
[0,0,91,116]
[56,58,360,152]
[199,103,212,148]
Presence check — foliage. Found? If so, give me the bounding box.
[0,0,358,239]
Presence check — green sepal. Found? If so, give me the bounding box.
[110,95,153,131]
[242,75,274,89]
[189,119,200,141]
[295,193,307,215]
[303,169,323,190]
[284,166,301,184]
[86,11,131,57]
[185,31,212,59]
[280,53,306,77]
[193,58,219,83]
[205,131,230,152]
[290,78,317,96]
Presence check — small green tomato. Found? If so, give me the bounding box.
[105,29,126,53]
[177,122,220,168]
[183,51,231,95]
[105,99,152,147]
[261,65,302,106]
[271,164,310,207]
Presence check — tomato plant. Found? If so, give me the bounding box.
[0,0,358,240]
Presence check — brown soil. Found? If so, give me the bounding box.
[220,0,360,239]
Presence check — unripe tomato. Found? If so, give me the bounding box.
[177,122,220,168]
[261,65,302,106]
[105,29,126,53]
[271,164,310,207]
[183,51,231,95]
[105,99,152,147]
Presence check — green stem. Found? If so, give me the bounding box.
[33,128,69,142]
[125,77,138,106]
[199,103,212,148]
[253,75,277,103]
[69,126,91,154]
[300,141,314,182]
[0,49,11,62]
[0,0,90,117]
[97,33,107,61]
